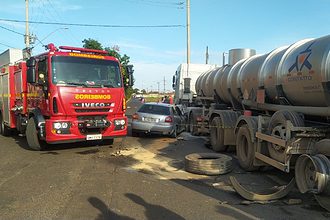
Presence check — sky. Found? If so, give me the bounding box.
[1,0,330,92]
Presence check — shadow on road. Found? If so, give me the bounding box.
[125,193,185,220]
[11,133,111,152]
[88,197,134,220]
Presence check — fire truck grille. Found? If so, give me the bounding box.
[75,108,110,113]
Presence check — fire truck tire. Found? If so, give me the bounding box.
[0,114,11,136]
[26,117,44,151]
[236,124,258,171]
[210,117,227,152]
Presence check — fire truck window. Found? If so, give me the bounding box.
[52,56,122,87]
[37,59,47,84]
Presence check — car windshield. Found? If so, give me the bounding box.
[51,56,122,88]
[138,104,170,115]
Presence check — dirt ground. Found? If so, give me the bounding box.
[0,126,329,220]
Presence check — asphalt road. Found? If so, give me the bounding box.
[0,100,328,219]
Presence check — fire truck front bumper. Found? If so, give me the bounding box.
[44,117,127,144]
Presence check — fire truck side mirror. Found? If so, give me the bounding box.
[26,58,36,84]
[125,65,134,87]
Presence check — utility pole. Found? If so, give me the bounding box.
[186,0,190,77]
[163,76,166,95]
[24,0,31,58]
[206,46,209,64]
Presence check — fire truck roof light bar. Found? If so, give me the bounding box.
[58,45,108,55]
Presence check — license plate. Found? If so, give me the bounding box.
[144,117,156,122]
[86,134,102,140]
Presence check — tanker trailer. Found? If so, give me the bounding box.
[186,49,256,144]
[231,35,330,208]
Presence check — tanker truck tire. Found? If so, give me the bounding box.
[267,110,304,163]
[210,117,227,152]
[189,113,198,136]
[0,114,11,136]
[26,118,44,151]
[236,124,258,171]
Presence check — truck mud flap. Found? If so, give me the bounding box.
[229,176,295,201]
[315,194,330,212]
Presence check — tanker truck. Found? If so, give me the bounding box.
[172,63,217,105]
[187,34,330,206]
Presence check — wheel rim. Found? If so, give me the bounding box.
[270,124,286,154]
[295,154,330,194]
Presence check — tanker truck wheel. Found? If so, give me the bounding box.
[0,114,11,136]
[210,117,227,152]
[267,110,304,163]
[189,113,198,136]
[26,117,45,151]
[236,124,258,171]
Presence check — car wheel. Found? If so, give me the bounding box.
[132,130,140,137]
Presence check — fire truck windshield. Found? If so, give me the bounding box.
[51,56,122,88]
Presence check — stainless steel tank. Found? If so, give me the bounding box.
[195,69,212,96]
[229,49,256,65]
[195,73,203,95]
[204,67,220,97]
[213,65,232,103]
[277,35,330,106]
[227,59,247,103]
[239,53,269,100]
[259,46,288,101]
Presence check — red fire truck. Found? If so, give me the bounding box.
[0,44,133,150]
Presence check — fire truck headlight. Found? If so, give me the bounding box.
[53,122,70,130]
[61,122,69,129]
[54,122,62,129]
[114,119,125,126]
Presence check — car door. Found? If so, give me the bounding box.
[175,106,185,133]
[171,107,181,131]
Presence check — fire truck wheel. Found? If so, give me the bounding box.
[0,114,11,136]
[210,117,227,152]
[236,124,258,171]
[26,117,44,151]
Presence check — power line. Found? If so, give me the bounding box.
[122,0,184,8]
[0,42,14,48]
[0,18,185,28]
[0,25,24,36]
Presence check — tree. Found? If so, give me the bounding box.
[82,38,134,98]
[82,38,103,50]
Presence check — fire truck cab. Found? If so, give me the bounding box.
[0,44,133,150]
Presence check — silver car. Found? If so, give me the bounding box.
[131,102,185,137]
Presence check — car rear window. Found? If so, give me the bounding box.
[138,104,170,115]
